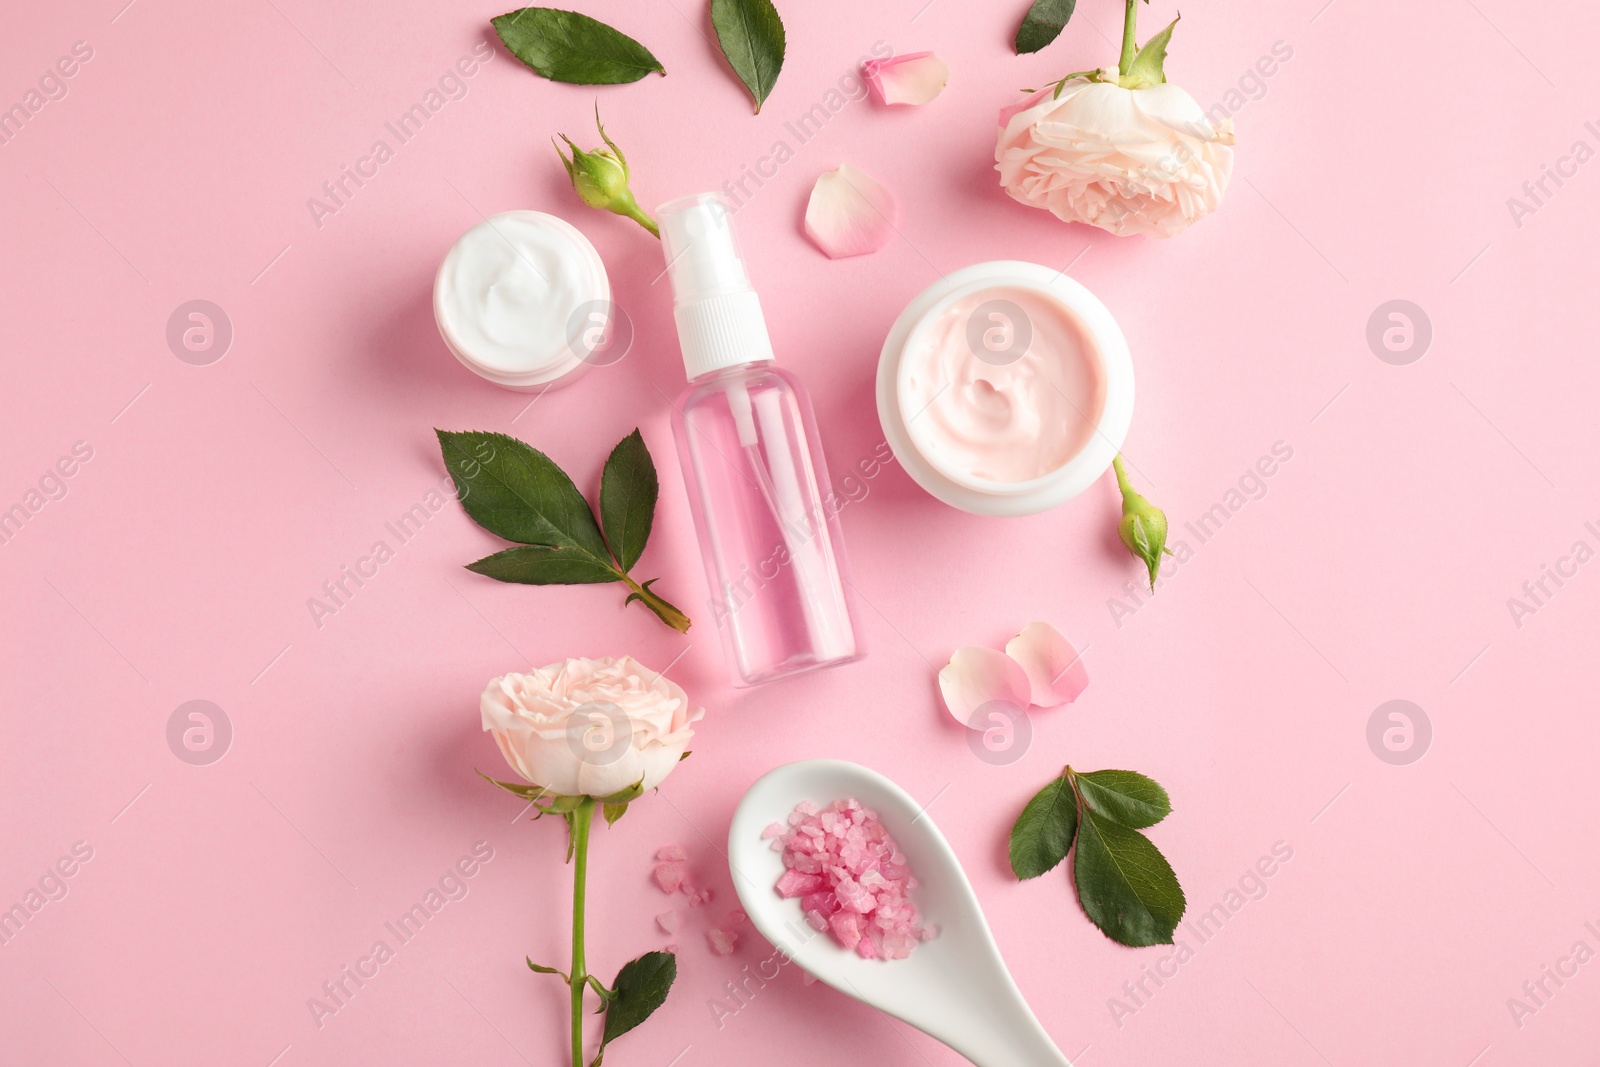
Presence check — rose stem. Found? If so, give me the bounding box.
[1118,0,1139,77]
[569,797,596,1067]
[1112,454,1133,498]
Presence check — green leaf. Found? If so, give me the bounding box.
[601,951,677,1046]
[1014,0,1076,55]
[602,801,629,825]
[466,545,620,586]
[1123,14,1178,88]
[710,0,786,113]
[1009,773,1078,879]
[1073,809,1185,946]
[477,771,553,804]
[527,958,569,980]
[595,780,646,805]
[599,430,658,573]
[1074,770,1171,830]
[436,430,613,562]
[491,8,666,85]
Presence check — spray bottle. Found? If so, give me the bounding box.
[657,193,861,686]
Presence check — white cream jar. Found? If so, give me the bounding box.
[433,210,611,391]
[876,261,1134,516]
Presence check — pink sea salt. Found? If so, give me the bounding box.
[656,910,682,934]
[771,798,933,961]
[652,861,686,894]
[656,844,687,862]
[707,928,738,956]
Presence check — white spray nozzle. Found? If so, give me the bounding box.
[657,192,774,379]
[659,193,753,305]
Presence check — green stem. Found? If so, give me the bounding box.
[1112,454,1133,498]
[620,573,691,633]
[569,798,596,1067]
[617,196,660,239]
[1118,0,1139,77]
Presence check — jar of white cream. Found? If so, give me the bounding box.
[433,210,612,391]
[876,261,1134,516]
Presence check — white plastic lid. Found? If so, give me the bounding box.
[433,210,609,391]
[658,193,774,380]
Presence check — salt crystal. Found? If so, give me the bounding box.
[768,797,934,961]
[707,928,737,956]
[656,844,687,862]
[656,911,682,934]
[652,861,686,894]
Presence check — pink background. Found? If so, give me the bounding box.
[3,0,1597,1064]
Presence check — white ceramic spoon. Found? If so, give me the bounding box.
[727,759,1073,1067]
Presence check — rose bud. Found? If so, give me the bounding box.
[554,109,659,238]
[1113,455,1171,591]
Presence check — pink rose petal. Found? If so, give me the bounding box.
[938,646,1031,728]
[998,90,1046,128]
[1004,621,1088,707]
[804,164,897,259]
[862,52,949,106]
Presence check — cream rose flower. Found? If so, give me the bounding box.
[481,655,702,800]
[996,78,1234,238]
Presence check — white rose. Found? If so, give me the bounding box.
[481,655,702,799]
[996,79,1235,238]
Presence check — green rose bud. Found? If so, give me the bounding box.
[1113,455,1172,591]
[554,109,659,238]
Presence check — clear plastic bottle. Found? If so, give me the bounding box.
[658,194,860,686]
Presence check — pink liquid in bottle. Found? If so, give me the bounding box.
[659,194,860,686]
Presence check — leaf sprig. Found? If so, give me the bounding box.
[492,8,666,84]
[1010,765,1186,947]
[710,0,786,113]
[436,429,690,632]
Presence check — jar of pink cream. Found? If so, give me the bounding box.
[876,261,1133,517]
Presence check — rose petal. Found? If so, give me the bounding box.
[862,53,949,106]
[1004,621,1088,707]
[804,164,897,259]
[938,646,1030,728]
